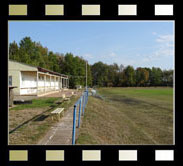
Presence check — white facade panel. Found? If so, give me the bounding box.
[20,88,37,95]
[20,72,37,88]
[46,76,50,86]
[51,77,55,87]
[20,71,37,95]
[55,77,59,90]
[38,75,44,87]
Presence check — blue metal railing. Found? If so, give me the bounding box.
[72,90,89,145]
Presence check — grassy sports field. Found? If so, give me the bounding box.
[76,87,173,145]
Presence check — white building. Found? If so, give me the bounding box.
[9,60,69,96]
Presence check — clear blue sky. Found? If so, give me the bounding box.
[9,21,174,70]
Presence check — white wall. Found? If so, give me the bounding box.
[38,75,44,87]
[55,77,59,90]
[20,71,37,95]
[19,71,66,95]
[51,77,55,86]
[45,76,50,87]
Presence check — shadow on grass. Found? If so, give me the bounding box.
[111,97,141,105]
[9,96,76,135]
[107,96,172,112]
[9,107,54,134]
[34,115,49,121]
[50,104,58,108]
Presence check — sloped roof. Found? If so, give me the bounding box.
[37,67,68,78]
[9,60,68,78]
[9,60,38,71]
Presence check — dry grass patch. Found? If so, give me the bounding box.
[9,95,79,145]
[77,87,173,145]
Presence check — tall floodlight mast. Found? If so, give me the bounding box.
[86,61,87,90]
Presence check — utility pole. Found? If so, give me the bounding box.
[86,61,87,90]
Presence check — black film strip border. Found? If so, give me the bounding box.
[0,0,181,166]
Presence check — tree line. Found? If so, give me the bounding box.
[92,62,173,87]
[9,37,173,88]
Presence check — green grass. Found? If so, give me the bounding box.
[99,87,173,100]
[10,97,60,111]
[77,87,173,145]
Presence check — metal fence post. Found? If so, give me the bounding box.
[83,92,86,114]
[72,105,77,145]
[86,91,88,103]
[72,90,89,144]
[78,98,82,128]
[87,91,89,103]
[85,91,87,108]
[82,93,85,116]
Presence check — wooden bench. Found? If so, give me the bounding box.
[51,108,64,121]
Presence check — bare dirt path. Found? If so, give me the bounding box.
[38,101,81,145]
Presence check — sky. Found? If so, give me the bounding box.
[9,21,174,70]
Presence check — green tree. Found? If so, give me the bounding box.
[9,41,19,61]
[162,70,173,86]
[91,62,109,87]
[121,66,135,86]
[107,63,119,87]
[135,68,149,86]
[149,67,163,86]
[9,36,173,88]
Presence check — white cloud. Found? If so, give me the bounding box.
[155,34,174,57]
[134,33,174,69]
[143,34,174,62]
[118,59,137,66]
[109,52,117,57]
[83,53,93,59]
[156,34,174,43]
[93,33,174,69]
[152,32,157,35]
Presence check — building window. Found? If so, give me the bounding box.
[9,76,12,86]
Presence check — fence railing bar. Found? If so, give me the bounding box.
[82,94,85,116]
[78,98,82,128]
[72,90,88,145]
[72,105,77,145]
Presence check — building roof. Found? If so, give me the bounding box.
[9,60,68,78]
[9,60,38,71]
[37,67,68,78]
